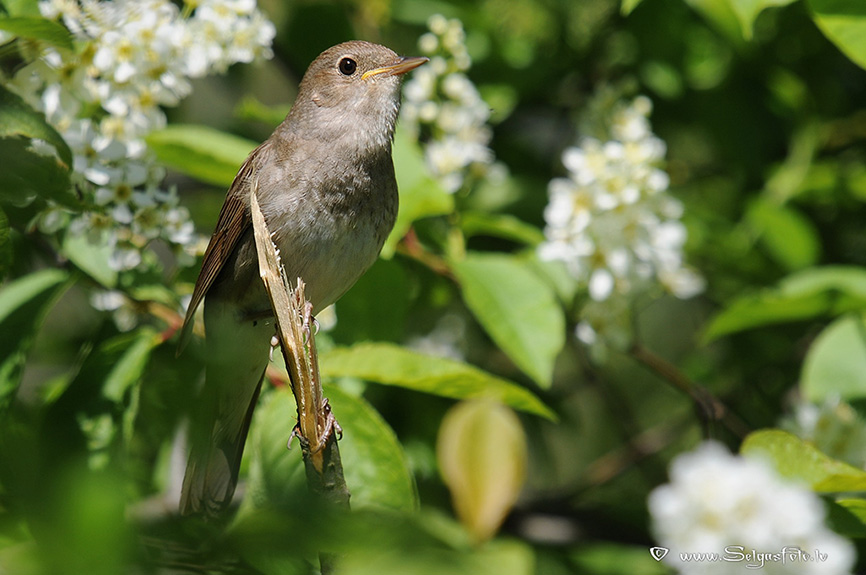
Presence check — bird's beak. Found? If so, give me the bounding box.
[362,56,429,80]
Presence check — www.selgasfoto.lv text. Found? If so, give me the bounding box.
[678,546,828,569]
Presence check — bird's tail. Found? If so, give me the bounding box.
[179,300,273,518]
[179,376,263,517]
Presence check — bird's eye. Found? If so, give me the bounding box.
[338,57,357,76]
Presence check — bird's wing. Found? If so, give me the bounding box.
[177,144,265,353]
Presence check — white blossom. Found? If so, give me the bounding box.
[649,441,855,575]
[3,0,274,327]
[90,290,138,331]
[7,0,274,286]
[402,15,498,193]
[539,93,704,355]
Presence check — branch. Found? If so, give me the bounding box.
[629,343,751,439]
[249,177,349,570]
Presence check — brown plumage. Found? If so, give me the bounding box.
[177,41,426,517]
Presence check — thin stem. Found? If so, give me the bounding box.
[629,343,751,439]
[396,228,455,280]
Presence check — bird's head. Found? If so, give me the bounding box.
[289,41,428,149]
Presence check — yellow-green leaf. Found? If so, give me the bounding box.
[437,400,527,543]
[146,124,257,187]
[808,0,866,71]
[0,16,73,50]
[741,429,866,492]
[801,314,866,403]
[727,0,797,40]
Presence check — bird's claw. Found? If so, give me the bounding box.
[287,422,304,450]
[286,398,342,453]
[269,334,279,362]
[319,397,343,445]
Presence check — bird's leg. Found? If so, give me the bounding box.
[325,397,343,440]
[311,397,342,454]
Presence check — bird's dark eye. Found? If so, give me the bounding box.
[338,57,357,76]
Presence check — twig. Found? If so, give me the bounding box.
[580,417,688,488]
[396,228,456,280]
[629,343,751,439]
[249,177,350,572]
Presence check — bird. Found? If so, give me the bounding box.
[176,41,427,517]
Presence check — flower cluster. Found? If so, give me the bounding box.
[7,0,275,275]
[538,92,703,358]
[649,442,855,575]
[401,15,495,193]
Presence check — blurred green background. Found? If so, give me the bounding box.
[4,0,866,573]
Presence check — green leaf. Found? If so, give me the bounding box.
[452,252,564,388]
[0,268,68,326]
[382,124,454,257]
[127,283,178,306]
[234,95,291,126]
[741,429,866,492]
[726,0,797,39]
[747,198,820,271]
[827,499,866,538]
[780,266,866,298]
[145,124,257,187]
[801,314,866,403]
[621,0,644,16]
[0,207,11,282]
[101,328,159,403]
[703,266,866,341]
[243,386,417,512]
[0,16,73,50]
[460,212,545,247]
[1,0,40,17]
[807,0,866,71]
[50,329,159,457]
[62,232,117,288]
[0,269,69,411]
[320,342,556,420]
[241,389,306,512]
[0,85,72,166]
[326,385,417,511]
[103,328,159,448]
[763,123,821,203]
[685,0,748,45]
[527,256,579,307]
[0,137,74,208]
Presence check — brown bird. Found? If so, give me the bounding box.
[177,41,427,517]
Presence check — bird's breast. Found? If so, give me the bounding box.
[260,150,398,311]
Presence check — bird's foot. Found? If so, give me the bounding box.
[286,399,342,452]
[312,397,342,453]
